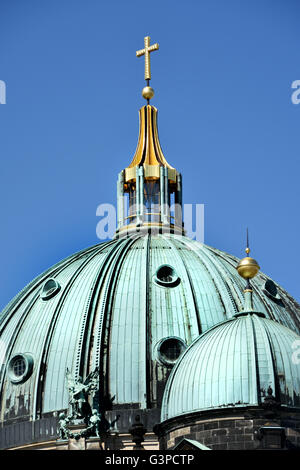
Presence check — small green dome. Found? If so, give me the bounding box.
[161,314,300,422]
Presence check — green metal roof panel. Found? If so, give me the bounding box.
[149,236,198,346]
[42,248,111,412]
[171,238,235,330]
[108,236,148,406]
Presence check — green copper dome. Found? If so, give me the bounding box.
[1,233,299,429]
[161,313,300,422]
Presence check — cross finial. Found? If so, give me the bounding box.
[136,36,159,81]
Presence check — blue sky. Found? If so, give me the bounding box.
[0,0,299,310]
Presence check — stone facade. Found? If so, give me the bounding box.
[156,408,300,450]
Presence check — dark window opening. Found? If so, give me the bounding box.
[157,337,187,367]
[155,265,180,287]
[12,358,26,377]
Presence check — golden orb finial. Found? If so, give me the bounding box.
[142,86,154,100]
[236,228,260,280]
[237,257,260,279]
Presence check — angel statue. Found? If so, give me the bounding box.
[66,367,99,420]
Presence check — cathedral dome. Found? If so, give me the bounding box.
[1,233,299,435]
[161,313,300,423]
[1,38,300,449]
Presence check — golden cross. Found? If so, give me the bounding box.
[136,36,159,81]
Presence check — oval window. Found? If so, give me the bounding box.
[7,354,34,384]
[156,337,187,367]
[154,265,180,287]
[265,280,278,297]
[41,279,61,300]
[263,280,283,305]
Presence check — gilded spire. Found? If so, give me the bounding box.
[123,35,177,182]
[136,36,159,102]
[124,105,176,183]
[115,34,183,238]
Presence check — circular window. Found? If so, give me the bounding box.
[41,279,61,300]
[154,265,180,287]
[156,337,187,367]
[7,354,34,384]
